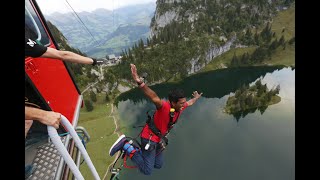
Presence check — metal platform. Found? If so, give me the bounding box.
[26,136,66,180]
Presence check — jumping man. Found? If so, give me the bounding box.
[109,64,203,175]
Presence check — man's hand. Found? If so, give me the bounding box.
[25,106,62,129]
[187,91,203,106]
[130,64,142,83]
[130,64,162,109]
[192,91,203,99]
[92,58,104,66]
[40,111,62,129]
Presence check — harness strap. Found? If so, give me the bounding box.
[147,116,168,145]
[168,110,181,132]
[123,154,137,169]
[146,105,181,146]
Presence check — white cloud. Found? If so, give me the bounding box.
[36,0,156,15]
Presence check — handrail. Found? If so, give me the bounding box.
[48,115,101,180]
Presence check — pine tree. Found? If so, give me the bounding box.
[105,92,111,102]
[90,91,97,102]
[255,79,263,89]
[254,32,260,45]
[139,38,144,49]
[288,36,295,45]
[84,99,94,112]
[147,38,150,46]
[269,38,278,50]
[279,35,285,46]
[231,53,239,66]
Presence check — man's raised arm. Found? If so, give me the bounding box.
[187,91,203,106]
[130,64,162,109]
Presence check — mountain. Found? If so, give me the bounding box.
[112,0,295,83]
[85,24,150,57]
[44,2,156,58]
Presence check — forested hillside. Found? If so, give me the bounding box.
[112,0,295,84]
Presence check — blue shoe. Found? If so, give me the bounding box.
[109,134,127,156]
[25,164,36,179]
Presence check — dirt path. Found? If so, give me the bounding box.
[102,104,121,180]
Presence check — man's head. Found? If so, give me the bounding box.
[168,88,186,112]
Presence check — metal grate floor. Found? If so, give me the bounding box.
[27,137,66,180]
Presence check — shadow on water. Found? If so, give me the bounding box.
[226,78,281,121]
[115,65,286,107]
[232,105,268,122]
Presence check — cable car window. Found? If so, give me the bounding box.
[25,0,50,46]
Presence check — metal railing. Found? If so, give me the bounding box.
[47,115,101,180]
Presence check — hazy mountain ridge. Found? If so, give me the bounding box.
[44,2,156,57]
[86,24,150,57]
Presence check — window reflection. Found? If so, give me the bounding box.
[25,0,50,46]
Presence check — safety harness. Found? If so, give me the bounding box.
[109,105,182,177]
[145,106,181,147]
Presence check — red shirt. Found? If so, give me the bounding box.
[140,100,188,143]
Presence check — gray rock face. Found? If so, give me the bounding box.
[150,7,197,37]
[117,84,131,93]
[189,36,237,74]
[151,10,179,37]
[150,3,237,75]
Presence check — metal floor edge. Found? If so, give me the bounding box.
[26,136,66,180]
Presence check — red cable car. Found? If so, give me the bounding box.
[25,0,90,179]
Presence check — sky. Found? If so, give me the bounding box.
[36,0,156,15]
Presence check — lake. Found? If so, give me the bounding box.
[115,66,295,180]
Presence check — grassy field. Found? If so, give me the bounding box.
[265,43,295,66]
[259,5,295,66]
[270,5,295,41]
[77,94,120,179]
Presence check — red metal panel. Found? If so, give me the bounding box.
[25,55,79,124]
[26,0,80,124]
